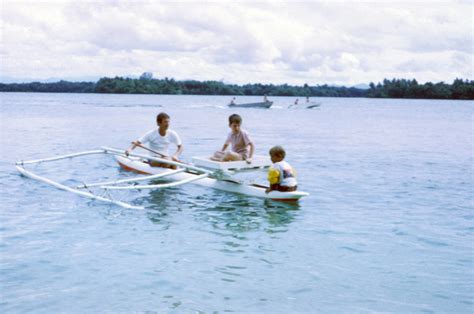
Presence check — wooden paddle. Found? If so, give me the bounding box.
[132,142,167,158]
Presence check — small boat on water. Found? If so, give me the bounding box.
[16,147,309,209]
[306,102,321,109]
[228,101,273,108]
[288,102,321,109]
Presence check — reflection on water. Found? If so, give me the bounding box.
[143,186,190,210]
[143,185,300,234]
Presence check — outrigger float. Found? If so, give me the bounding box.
[16,147,309,209]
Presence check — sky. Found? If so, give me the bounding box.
[1,0,472,86]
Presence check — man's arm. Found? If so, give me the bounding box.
[125,140,141,155]
[172,144,184,161]
[127,130,151,155]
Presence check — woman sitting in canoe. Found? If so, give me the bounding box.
[125,112,183,168]
[211,114,254,163]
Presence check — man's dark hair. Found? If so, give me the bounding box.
[228,114,242,125]
[269,145,286,158]
[157,112,170,124]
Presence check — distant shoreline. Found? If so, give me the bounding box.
[1,77,473,100]
[2,91,474,102]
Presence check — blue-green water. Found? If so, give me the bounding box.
[1,93,473,312]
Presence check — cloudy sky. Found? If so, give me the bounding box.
[1,0,472,85]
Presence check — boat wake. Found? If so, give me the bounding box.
[97,104,163,108]
[188,104,227,109]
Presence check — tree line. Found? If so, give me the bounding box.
[0,80,95,93]
[367,78,473,100]
[1,77,472,99]
[93,77,367,97]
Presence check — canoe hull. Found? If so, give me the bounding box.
[117,156,308,201]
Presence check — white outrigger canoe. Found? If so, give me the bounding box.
[16,147,309,209]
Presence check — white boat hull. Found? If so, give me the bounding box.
[228,101,273,108]
[306,102,321,109]
[116,156,308,201]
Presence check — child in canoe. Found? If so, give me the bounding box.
[211,114,254,163]
[266,145,298,193]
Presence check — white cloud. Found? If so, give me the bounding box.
[0,0,472,85]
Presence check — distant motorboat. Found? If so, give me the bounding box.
[306,102,321,109]
[228,101,273,108]
[288,101,321,109]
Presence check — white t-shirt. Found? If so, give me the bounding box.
[138,128,182,156]
[273,160,297,187]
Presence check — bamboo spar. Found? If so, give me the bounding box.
[77,168,186,189]
[101,173,209,190]
[16,164,144,209]
[16,150,105,165]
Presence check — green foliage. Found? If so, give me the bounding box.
[93,77,367,97]
[0,80,95,93]
[1,77,473,99]
[367,78,474,99]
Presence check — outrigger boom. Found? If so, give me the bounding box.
[16,147,309,209]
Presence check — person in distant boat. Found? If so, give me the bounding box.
[230,97,236,105]
[288,98,299,108]
[125,112,183,168]
[211,114,254,163]
[288,98,300,109]
[266,146,297,193]
[264,95,268,102]
[306,96,310,103]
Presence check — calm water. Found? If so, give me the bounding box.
[1,93,473,313]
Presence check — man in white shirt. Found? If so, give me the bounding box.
[126,112,183,168]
